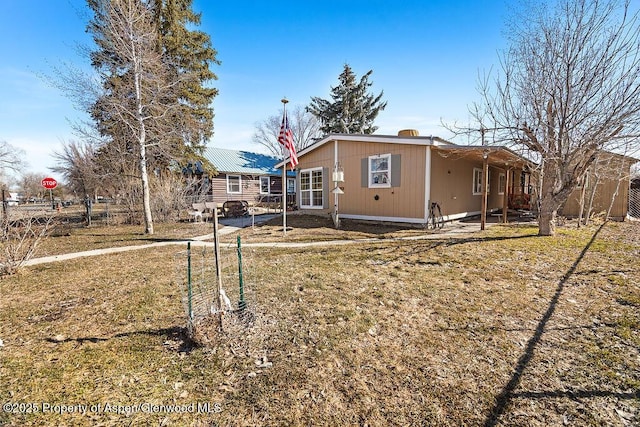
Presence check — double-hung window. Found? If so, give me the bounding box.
[227,175,241,194]
[368,154,391,188]
[498,173,506,195]
[473,168,490,195]
[473,168,483,195]
[300,168,323,208]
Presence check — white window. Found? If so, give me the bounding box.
[498,173,506,195]
[369,154,391,188]
[473,168,483,195]
[473,168,490,195]
[300,167,323,209]
[227,175,241,194]
[260,176,270,194]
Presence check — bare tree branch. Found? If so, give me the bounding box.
[252,105,321,157]
[468,0,640,235]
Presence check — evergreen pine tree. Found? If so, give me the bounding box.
[155,0,219,161]
[308,64,387,134]
[89,0,219,171]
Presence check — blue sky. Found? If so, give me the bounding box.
[0,0,509,177]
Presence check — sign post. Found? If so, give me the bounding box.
[41,177,58,210]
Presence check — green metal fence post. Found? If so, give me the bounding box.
[187,242,193,321]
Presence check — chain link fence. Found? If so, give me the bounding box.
[174,236,258,345]
[629,187,640,219]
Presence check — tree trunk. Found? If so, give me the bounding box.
[538,198,557,236]
[133,46,154,235]
[139,140,154,234]
[538,166,559,236]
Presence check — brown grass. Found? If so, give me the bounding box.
[0,217,638,426]
[40,217,212,257]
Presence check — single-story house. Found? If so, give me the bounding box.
[277,129,534,225]
[201,147,296,206]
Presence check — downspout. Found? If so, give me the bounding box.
[334,139,339,227]
[424,137,433,223]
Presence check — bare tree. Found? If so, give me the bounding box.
[474,0,640,236]
[88,0,183,234]
[0,141,25,173]
[252,105,321,157]
[19,173,48,202]
[51,139,100,199]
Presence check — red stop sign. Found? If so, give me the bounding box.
[41,177,58,189]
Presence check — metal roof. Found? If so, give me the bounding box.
[202,147,282,175]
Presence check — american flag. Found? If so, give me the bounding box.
[278,114,298,170]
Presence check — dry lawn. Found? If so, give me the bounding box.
[0,216,638,426]
[40,215,213,257]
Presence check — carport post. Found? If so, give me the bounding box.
[503,168,510,223]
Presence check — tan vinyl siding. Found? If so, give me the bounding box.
[430,155,506,216]
[562,176,630,219]
[295,137,537,222]
[561,154,634,220]
[339,141,426,220]
[296,140,427,220]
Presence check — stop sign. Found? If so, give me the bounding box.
[41,177,58,189]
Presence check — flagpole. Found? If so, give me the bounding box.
[281,97,288,236]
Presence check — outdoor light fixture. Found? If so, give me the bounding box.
[332,163,344,183]
[332,162,344,194]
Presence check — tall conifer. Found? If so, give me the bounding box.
[308,64,387,134]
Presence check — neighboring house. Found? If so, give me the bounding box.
[277,130,534,225]
[560,151,639,220]
[202,147,296,206]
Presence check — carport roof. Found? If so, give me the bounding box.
[432,145,535,169]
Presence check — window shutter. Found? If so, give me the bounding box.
[391,154,401,187]
[361,158,368,187]
[323,167,330,209]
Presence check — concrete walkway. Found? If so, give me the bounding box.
[23,217,489,267]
